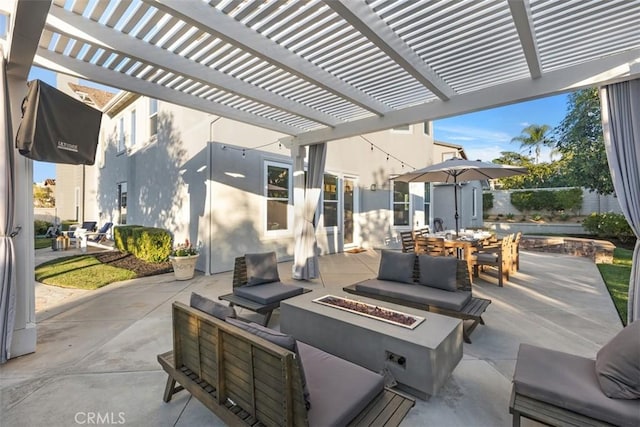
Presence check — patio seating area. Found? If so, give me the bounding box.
[0,248,624,426]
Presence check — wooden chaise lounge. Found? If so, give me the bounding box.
[219,254,311,326]
[158,302,415,426]
[344,251,491,343]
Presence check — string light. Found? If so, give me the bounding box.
[359,135,415,170]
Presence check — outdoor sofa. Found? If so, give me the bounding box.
[510,320,640,427]
[158,296,415,426]
[343,250,491,343]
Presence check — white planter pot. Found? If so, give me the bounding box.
[169,254,199,280]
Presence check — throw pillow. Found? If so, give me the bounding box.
[190,292,236,320]
[418,254,458,291]
[595,320,640,399]
[377,250,415,284]
[245,252,280,286]
[225,318,311,409]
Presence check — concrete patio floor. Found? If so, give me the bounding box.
[1,248,623,426]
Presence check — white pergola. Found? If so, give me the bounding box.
[1,0,639,360]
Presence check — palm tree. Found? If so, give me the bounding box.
[511,124,553,164]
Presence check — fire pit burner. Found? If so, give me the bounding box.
[312,295,424,329]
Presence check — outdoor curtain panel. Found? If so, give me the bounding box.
[600,78,640,324]
[0,53,16,364]
[293,143,327,280]
[15,79,102,165]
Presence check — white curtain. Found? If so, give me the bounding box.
[0,52,16,363]
[293,143,327,280]
[600,78,640,324]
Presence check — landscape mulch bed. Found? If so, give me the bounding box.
[94,251,173,277]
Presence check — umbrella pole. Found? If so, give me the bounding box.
[454,177,459,235]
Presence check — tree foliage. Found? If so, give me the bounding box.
[511,124,554,163]
[492,151,570,189]
[554,88,614,195]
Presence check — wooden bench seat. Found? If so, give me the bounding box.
[158,302,415,426]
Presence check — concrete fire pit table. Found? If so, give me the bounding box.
[280,292,463,400]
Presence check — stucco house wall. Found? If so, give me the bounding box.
[58,92,479,274]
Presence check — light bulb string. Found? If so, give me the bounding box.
[359,135,416,170]
[221,140,282,155]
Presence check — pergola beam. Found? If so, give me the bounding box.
[6,0,51,79]
[508,0,542,79]
[34,48,301,136]
[46,5,338,128]
[292,47,640,145]
[147,0,391,116]
[324,0,455,101]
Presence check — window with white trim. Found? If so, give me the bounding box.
[424,183,431,224]
[323,173,338,227]
[130,110,136,146]
[392,181,410,226]
[118,116,125,152]
[423,121,431,135]
[472,187,478,218]
[149,99,158,139]
[265,162,291,232]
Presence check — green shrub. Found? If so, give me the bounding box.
[61,220,77,231]
[532,213,543,221]
[482,192,494,211]
[506,213,514,220]
[114,225,172,263]
[554,188,583,213]
[34,220,52,236]
[511,188,583,214]
[582,213,634,242]
[559,213,570,221]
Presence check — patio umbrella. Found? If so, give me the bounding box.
[393,157,527,234]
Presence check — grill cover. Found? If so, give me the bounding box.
[15,80,102,165]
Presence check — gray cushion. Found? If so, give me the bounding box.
[595,320,640,399]
[225,318,311,409]
[476,252,498,263]
[190,292,236,320]
[245,252,280,286]
[233,281,304,305]
[513,343,640,427]
[355,278,471,311]
[377,250,415,284]
[418,254,457,291]
[297,341,384,427]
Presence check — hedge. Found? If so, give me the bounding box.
[482,192,494,211]
[114,225,172,263]
[582,213,634,243]
[510,188,582,213]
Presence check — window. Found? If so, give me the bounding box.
[424,183,431,224]
[118,117,125,152]
[442,151,457,161]
[149,99,158,138]
[391,124,411,133]
[323,174,338,227]
[117,182,128,225]
[130,110,136,146]
[265,162,291,232]
[423,121,430,135]
[392,181,410,226]
[472,187,478,218]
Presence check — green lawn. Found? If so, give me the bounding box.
[35,255,136,290]
[598,248,632,325]
[35,237,53,250]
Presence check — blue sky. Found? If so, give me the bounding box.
[30,65,569,182]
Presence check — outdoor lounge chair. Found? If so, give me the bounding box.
[510,321,640,427]
[86,222,113,243]
[219,252,310,326]
[67,221,97,238]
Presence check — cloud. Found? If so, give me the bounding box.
[519,121,530,127]
[464,145,506,162]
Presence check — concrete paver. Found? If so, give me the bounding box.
[0,247,623,427]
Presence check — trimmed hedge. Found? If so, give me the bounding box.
[34,220,52,236]
[510,188,582,213]
[483,192,494,211]
[114,225,172,263]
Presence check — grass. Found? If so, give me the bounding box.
[35,237,53,250]
[598,248,632,325]
[35,255,136,290]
